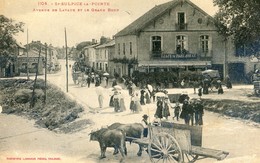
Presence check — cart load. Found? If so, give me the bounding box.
[132,121,229,162]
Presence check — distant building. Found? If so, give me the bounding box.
[95,40,115,72]
[24,41,60,74]
[83,43,100,69]
[0,42,25,78]
[17,50,44,75]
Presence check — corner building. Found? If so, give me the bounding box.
[114,0,240,80]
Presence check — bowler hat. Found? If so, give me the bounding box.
[142,114,149,119]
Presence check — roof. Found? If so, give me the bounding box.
[115,0,214,37]
[18,50,44,58]
[95,40,115,49]
[82,43,100,50]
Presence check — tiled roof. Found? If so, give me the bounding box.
[82,43,100,50]
[115,0,179,37]
[18,50,44,58]
[95,40,115,49]
[115,0,213,37]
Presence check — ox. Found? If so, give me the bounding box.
[89,128,126,161]
[108,123,144,156]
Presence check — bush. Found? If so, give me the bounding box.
[0,79,84,131]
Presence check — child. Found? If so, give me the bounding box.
[173,102,181,121]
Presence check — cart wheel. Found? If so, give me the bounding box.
[148,132,183,163]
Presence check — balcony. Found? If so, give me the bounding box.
[175,23,188,30]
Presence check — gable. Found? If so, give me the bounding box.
[115,0,217,37]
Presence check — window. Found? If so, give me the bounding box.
[152,36,162,52]
[177,12,186,30]
[118,43,120,55]
[32,63,38,69]
[123,43,126,55]
[130,42,132,55]
[176,35,187,54]
[200,35,209,52]
[21,63,27,69]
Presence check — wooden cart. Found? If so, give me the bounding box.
[133,121,229,163]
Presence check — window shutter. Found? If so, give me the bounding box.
[208,36,212,56]
[184,36,188,51]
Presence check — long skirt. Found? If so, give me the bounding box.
[119,98,126,111]
[98,95,103,108]
[114,98,120,112]
[155,107,163,119]
[132,101,142,112]
[135,101,143,112]
[140,95,145,105]
[130,101,135,111]
[109,95,114,107]
[145,93,151,104]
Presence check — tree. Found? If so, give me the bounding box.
[213,0,260,56]
[0,15,24,68]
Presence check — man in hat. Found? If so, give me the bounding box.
[180,99,190,125]
[197,99,204,125]
[141,114,149,137]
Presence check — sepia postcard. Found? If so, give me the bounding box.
[0,0,259,163]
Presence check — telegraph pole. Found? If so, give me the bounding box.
[65,28,68,92]
[26,28,29,80]
[44,43,47,104]
[223,38,228,78]
[30,47,41,108]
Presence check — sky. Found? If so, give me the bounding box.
[1,0,218,47]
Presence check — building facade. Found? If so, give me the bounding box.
[95,40,115,73]
[114,0,241,80]
[83,44,100,69]
[24,41,60,74]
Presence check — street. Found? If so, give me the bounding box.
[0,59,260,163]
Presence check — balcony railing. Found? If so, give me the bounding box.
[175,23,188,30]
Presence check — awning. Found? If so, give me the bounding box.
[138,60,211,68]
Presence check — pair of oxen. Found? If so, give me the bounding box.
[89,122,144,162]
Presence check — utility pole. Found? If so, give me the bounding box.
[26,28,29,80]
[65,28,68,92]
[30,47,41,108]
[223,38,228,79]
[44,43,47,104]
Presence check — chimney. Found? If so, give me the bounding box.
[100,36,107,44]
[92,39,96,44]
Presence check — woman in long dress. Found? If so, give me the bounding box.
[113,91,120,112]
[162,97,171,120]
[133,93,142,113]
[130,93,135,112]
[154,97,163,119]
[119,92,126,111]
[140,89,146,105]
[145,89,151,104]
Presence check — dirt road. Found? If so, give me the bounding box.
[0,59,260,163]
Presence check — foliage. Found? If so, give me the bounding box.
[76,41,93,51]
[0,79,84,131]
[213,0,260,56]
[0,15,24,68]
